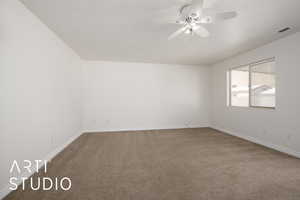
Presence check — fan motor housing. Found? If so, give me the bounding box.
[180,4,201,23]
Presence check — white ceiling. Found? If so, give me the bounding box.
[20,0,300,65]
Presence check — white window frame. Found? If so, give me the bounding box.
[228,57,276,109]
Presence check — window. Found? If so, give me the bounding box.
[230,65,249,107]
[250,60,276,108]
[228,58,275,108]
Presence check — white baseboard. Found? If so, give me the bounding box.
[210,126,300,159]
[0,132,82,200]
[82,125,210,133]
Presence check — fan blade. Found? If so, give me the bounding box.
[168,26,188,40]
[216,11,237,20]
[197,10,237,24]
[154,15,184,25]
[193,25,210,37]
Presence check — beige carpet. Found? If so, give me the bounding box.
[4,128,300,200]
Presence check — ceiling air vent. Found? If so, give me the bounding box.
[278,27,291,33]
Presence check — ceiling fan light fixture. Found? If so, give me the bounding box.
[166,0,238,40]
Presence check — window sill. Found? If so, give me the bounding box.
[228,105,276,110]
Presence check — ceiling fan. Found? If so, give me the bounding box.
[165,0,237,40]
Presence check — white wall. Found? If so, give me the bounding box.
[0,0,82,196]
[0,1,210,196]
[83,61,211,132]
[211,31,300,157]
[3,0,299,198]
